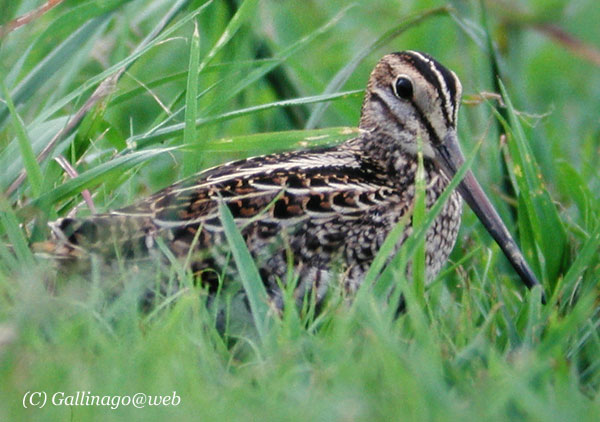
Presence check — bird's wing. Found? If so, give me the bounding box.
[42,146,403,258]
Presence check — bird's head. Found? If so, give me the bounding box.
[358,51,543,296]
[359,51,463,164]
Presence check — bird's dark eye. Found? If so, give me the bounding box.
[393,76,413,99]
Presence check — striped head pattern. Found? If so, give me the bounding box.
[359,51,463,159]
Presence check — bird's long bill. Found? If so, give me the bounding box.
[434,133,542,292]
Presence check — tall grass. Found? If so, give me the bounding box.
[1,0,599,421]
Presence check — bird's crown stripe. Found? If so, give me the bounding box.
[403,51,458,126]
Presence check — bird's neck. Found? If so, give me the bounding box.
[345,130,437,181]
[342,132,452,214]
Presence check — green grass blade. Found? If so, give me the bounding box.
[492,277,521,347]
[182,126,359,153]
[124,6,350,147]
[0,197,34,267]
[1,80,43,198]
[110,60,275,106]
[497,80,568,286]
[3,42,32,90]
[0,2,199,192]
[372,141,481,299]
[20,147,178,218]
[0,116,71,193]
[28,1,213,129]
[203,5,351,114]
[412,142,427,306]
[353,217,407,306]
[523,284,543,347]
[556,161,596,230]
[197,0,259,75]
[0,14,111,127]
[558,223,600,313]
[132,0,193,55]
[130,90,362,149]
[182,21,201,173]
[218,201,270,341]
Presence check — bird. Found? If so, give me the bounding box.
[37,51,541,305]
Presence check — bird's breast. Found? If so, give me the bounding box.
[423,170,463,280]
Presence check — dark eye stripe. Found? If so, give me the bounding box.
[369,91,406,133]
[396,51,458,126]
[411,100,441,146]
[371,89,440,147]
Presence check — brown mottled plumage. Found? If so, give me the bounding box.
[38,51,541,303]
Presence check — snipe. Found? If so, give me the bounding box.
[39,51,541,303]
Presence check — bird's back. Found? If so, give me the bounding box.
[39,141,460,300]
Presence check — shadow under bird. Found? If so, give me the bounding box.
[38,51,542,304]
